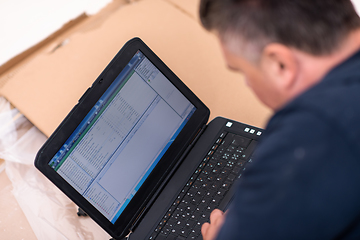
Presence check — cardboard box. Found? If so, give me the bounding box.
[0,0,271,138]
[167,0,200,20]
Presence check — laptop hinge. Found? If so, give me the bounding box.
[189,123,207,146]
[128,123,207,234]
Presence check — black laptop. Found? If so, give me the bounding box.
[35,38,263,240]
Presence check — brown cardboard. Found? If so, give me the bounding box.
[0,0,130,88]
[166,0,200,20]
[0,0,271,137]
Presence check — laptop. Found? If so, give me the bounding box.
[35,37,263,240]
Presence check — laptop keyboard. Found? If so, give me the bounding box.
[149,131,254,240]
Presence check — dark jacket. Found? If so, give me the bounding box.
[217,50,360,240]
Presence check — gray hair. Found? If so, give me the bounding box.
[200,0,360,60]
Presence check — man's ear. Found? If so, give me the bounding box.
[260,43,298,90]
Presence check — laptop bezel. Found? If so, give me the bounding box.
[34,38,210,239]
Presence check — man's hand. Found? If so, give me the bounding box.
[201,209,226,240]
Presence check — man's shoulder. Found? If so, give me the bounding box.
[270,58,360,148]
[296,49,360,120]
[288,49,360,118]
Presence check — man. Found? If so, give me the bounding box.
[199,0,360,239]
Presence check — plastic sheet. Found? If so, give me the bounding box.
[0,97,110,240]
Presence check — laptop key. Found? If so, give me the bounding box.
[185,219,196,228]
[176,236,187,240]
[167,234,177,240]
[207,203,218,212]
[227,174,236,182]
[149,232,158,240]
[231,135,251,148]
[187,229,198,238]
[222,133,235,147]
[175,219,186,228]
[161,228,170,236]
[211,195,222,205]
[181,226,192,237]
[186,234,197,240]
[232,166,242,175]
[170,226,182,235]
[221,181,231,190]
[201,212,210,221]
[216,188,226,196]
[219,132,227,138]
[155,234,167,240]
[154,225,162,233]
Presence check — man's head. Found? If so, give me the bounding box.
[199,0,360,109]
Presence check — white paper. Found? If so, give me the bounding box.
[0,96,110,240]
[354,0,360,14]
[0,0,112,66]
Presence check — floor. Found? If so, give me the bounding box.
[0,159,37,239]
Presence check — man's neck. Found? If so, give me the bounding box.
[290,29,360,98]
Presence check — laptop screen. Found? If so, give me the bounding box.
[48,50,196,223]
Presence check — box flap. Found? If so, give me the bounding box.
[166,0,200,20]
[0,0,270,137]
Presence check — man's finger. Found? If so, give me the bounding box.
[209,209,224,223]
[201,222,210,237]
[201,209,226,240]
